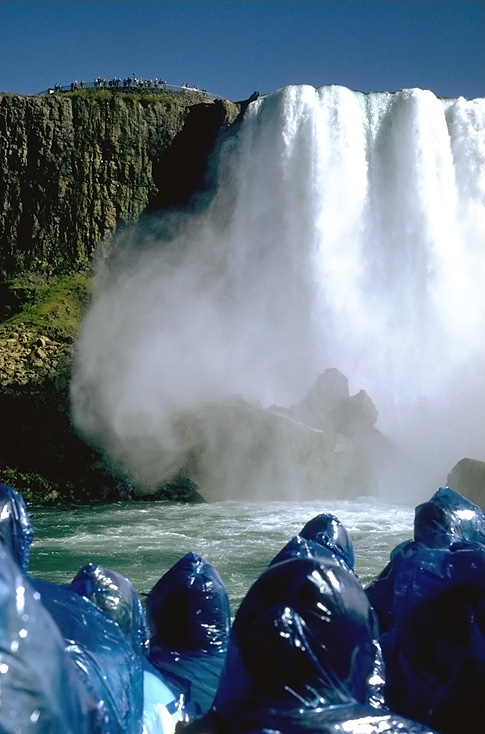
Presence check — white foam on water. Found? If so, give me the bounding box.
[29,499,414,606]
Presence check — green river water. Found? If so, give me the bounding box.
[28,498,415,612]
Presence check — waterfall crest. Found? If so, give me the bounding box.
[71,85,485,502]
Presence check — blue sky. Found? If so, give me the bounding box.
[1,1,483,100]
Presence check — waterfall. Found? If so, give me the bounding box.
[71,85,485,502]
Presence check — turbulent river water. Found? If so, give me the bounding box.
[28,497,416,613]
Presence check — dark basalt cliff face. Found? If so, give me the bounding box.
[0,88,241,503]
[0,89,240,284]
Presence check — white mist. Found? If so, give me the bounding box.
[71,85,485,503]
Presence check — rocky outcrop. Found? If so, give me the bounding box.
[0,292,123,503]
[134,370,389,503]
[274,368,379,436]
[447,458,485,509]
[0,326,71,387]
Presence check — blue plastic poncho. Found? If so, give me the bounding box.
[30,576,144,734]
[366,487,485,632]
[270,517,385,709]
[0,482,34,572]
[198,557,437,734]
[146,552,231,717]
[380,543,485,734]
[269,534,349,570]
[69,562,183,732]
[0,541,91,734]
[70,562,149,656]
[298,512,355,570]
[413,486,485,548]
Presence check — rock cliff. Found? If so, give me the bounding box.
[0,88,241,502]
[0,88,240,288]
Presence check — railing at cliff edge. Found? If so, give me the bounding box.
[37,80,222,99]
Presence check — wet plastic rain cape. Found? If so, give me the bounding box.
[366,486,485,632]
[0,482,34,572]
[379,542,485,733]
[69,563,184,733]
[0,541,91,734]
[194,557,439,734]
[147,552,231,718]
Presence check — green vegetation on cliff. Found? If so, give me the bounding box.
[5,273,90,337]
[0,272,99,504]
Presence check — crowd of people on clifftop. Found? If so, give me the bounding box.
[47,75,209,95]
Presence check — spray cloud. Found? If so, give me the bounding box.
[71,85,485,503]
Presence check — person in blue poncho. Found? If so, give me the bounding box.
[0,481,34,572]
[179,556,439,734]
[366,486,485,633]
[298,512,356,571]
[363,486,485,733]
[70,562,185,733]
[146,552,231,720]
[70,563,149,656]
[268,511,356,576]
[0,540,92,734]
[269,511,386,709]
[0,482,165,734]
[30,575,144,734]
[379,542,485,734]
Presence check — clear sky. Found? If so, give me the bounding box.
[0,0,484,101]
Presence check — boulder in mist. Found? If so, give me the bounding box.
[140,370,390,502]
[447,458,485,509]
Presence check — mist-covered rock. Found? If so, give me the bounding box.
[129,370,389,502]
[447,458,485,508]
